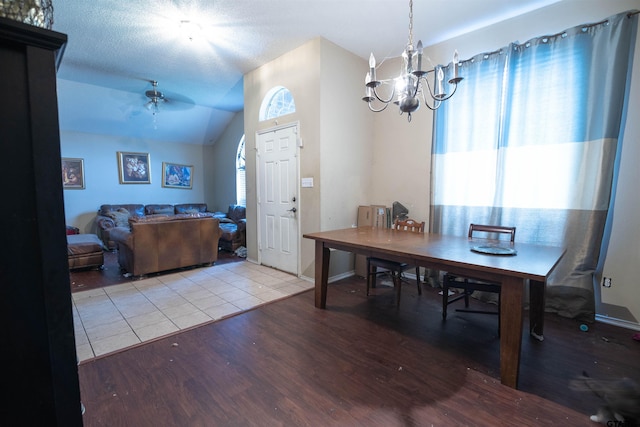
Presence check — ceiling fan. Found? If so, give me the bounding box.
[142,80,196,116]
[144,80,166,115]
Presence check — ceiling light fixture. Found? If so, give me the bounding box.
[180,20,201,41]
[363,0,463,122]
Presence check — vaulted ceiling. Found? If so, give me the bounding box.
[52,0,561,145]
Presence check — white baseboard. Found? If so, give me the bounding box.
[299,270,354,284]
[595,314,640,331]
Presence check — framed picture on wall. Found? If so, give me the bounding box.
[117,152,151,184]
[162,162,193,189]
[61,157,85,189]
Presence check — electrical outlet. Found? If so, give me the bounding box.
[602,277,612,288]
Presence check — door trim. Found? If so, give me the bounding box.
[255,121,301,276]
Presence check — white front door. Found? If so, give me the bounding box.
[257,124,298,275]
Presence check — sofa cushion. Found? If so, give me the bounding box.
[174,203,207,214]
[99,204,144,217]
[174,212,215,220]
[106,208,130,228]
[129,214,172,223]
[67,234,104,256]
[145,204,174,215]
[228,204,246,223]
[219,222,240,241]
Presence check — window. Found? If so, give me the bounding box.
[236,135,246,207]
[431,11,637,320]
[260,86,296,120]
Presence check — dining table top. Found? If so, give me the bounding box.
[303,226,565,282]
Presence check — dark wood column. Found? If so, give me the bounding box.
[0,17,81,425]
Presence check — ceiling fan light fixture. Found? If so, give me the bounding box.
[144,80,166,125]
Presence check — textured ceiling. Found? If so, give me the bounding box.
[51,0,561,144]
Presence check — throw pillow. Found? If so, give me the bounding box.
[106,209,130,228]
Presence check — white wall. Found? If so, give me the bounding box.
[61,131,208,233]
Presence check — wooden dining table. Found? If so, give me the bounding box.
[303,226,565,389]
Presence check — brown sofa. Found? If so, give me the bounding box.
[109,215,222,277]
[213,204,246,252]
[95,203,209,250]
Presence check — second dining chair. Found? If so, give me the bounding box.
[366,218,425,306]
[442,224,516,332]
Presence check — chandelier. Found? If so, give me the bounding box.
[362,0,463,122]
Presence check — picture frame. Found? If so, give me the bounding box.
[61,157,85,189]
[162,162,193,189]
[117,151,151,184]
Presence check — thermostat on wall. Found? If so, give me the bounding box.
[301,177,314,188]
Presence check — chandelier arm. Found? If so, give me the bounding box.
[420,98,442,111]
[419,75,437,100]
[372,85,396,104]
[417,80,442,111]
[367,102,391,113]
[433,82,459,102]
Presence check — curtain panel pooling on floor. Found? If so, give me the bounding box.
[431,11,638,321]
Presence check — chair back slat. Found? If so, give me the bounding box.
[468,224,516,242]
[394,219,425,233]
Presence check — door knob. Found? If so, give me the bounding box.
[287,207,297,213]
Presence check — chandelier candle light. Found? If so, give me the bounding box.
[363,0,463,122]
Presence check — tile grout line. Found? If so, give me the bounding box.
[74,263,313,361]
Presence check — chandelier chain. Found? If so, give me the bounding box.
[408,0,414,48]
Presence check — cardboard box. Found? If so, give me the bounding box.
[370,205,387,228]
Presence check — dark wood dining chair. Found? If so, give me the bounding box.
[366,218,424,306]
[442,224,516,332]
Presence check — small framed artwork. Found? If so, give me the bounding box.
[162,162,193,189]
[61,158,85,189]
[117,152,151,184]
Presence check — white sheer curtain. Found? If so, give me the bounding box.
[431,11,638,321]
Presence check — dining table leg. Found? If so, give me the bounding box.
[499,276,525,388]
[529,279,546,341]
[314,240,330,308]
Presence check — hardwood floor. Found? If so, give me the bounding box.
[77,270,640,426]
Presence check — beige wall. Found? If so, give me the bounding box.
[244,38,371,278]
[318,40,375,276]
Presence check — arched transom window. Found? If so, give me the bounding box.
[260,86,296,120]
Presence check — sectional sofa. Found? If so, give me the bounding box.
[109,214,222,277]
[95,203,210,250]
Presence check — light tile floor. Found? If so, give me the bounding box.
[72,261,313,362]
